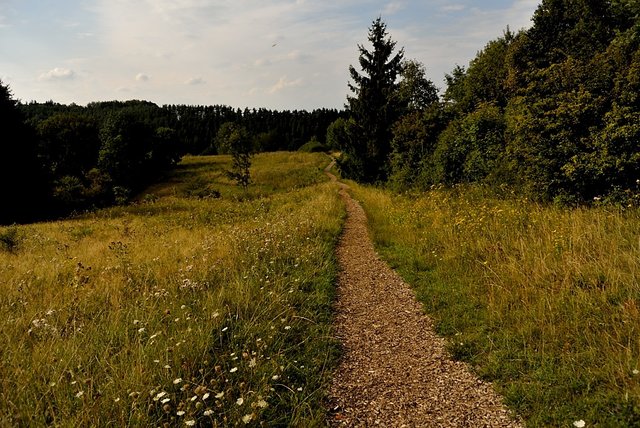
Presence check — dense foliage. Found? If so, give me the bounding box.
[344,2,640,205]
[0,82,48,224]
[1,87,342,224]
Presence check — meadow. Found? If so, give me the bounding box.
[351,183,640,426]
[0,152,344,426]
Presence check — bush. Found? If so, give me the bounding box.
[298,137,328,153]
[0,226,22,252]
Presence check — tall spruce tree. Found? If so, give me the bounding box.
[339,17,404,182]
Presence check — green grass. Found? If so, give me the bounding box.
[351,183,640,427]
[0,152,344,426]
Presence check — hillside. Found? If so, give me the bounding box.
[0,152,344,426]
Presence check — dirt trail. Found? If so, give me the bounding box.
[325,162,521,427]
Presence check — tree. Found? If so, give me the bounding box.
[222,124,252,190]
[339,17,404,182]
[397,59,439,112]
[37,113,100,179]
[325,117,351,150]
[0,80,48,224]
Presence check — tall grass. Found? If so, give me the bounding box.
[0,152,344,426]
[351,184,640,426]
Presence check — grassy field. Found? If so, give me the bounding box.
[0,152,344,427]
[350,183,640,426]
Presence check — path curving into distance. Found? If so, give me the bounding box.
[325,161,521,427]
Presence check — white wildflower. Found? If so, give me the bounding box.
[573,421,586,428]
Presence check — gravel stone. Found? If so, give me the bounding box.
[326,165,522,427]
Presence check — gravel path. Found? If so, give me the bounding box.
[325,164,521,427]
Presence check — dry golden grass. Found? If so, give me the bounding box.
[0,152,344,426]
[351,184,640,426]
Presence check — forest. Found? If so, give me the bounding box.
[336,0,640,207]
[2,0,639,225]
[1,92,341,223]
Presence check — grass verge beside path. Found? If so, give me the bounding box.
[351,184,640,427]
[0,152,344,426]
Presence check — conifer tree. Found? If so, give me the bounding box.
[339,17,404,182]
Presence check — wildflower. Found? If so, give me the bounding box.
[221,327,228,332]
[164,365,171,369]
[215,392,224,399]
[633,369,639,375]
[271,375,279,381]
[296,387,303,392]
[185,420,196,426]
[137,327,146,333]
[230,367,238,373]
[256,399,268,408]
[161,398,170,404]
[114,397,121,403]
[75,391,84,398]
[49,381,56,387]
[573,421,586,428]
[173,378,183,384]
[203,409,214,416]
[242,413,254,424]
[154,391,168,401]
[284,326,291,330]
[203,392,210,400]
[190,395,198,402]
[236,397,244,405]
[249,358,257,368]
[177,410,185,416]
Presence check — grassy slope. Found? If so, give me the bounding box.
[351,184,640,427]
[0,152,344,427]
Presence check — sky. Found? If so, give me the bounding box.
[0,0,540,110]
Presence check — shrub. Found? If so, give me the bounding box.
[0,226,22,252]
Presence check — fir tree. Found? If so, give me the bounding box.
[339,17,404,182]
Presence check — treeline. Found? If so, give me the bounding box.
[1,86,342,224]
[337,0,640,205]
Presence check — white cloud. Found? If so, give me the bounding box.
[383,1,406,15]
[185,77,205,85]
[268,76,303,94]
[440,4,466,13]
[39,67,76,81]
[2,0,541,109]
